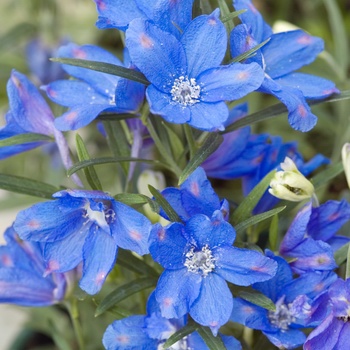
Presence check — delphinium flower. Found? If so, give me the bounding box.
[230,251,337,349]
[103,292,242,349]
[43,44,145,131]
[159,166,229,221]
[13,189,152,295]
[0,226,68,306]
[93,0,194,38]
[304,278,350,350]
[231,0,339,131]
[126,9,265,131]
[149,210,277,335]
[0,70,81,185]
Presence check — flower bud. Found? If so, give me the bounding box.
[342,143,350,189]
[269,157,314,202]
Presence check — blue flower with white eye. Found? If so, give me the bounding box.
[13,189,152,295]
[126,9,264,131]
[230,251,337,349]
[149,211,277,335]
[43,43,145,131]
[93,0,194,38]
[231,0,339,132]
[0,226,68,307]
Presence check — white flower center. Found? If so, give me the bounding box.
[268,297,296,331]
[171,76,201,106]
[184,245,215,277]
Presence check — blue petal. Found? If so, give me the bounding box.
[155,268,201,319]
[275,73,339,99]
[80,229,118,294]
[149,223,187,269]
[214,246,277,286]
[146,85,191,123]
[181,9,227,78]
[188,101,228,131]
[126,19,186,90]
[197,62,264,102]
[115,77,145,111]
[111,201,151,255]
[94,0,145,30]
[233,0,273,42]
[264,328,306,349]
[298,154,330,176]
[260,77,317,132]
[160,188,191,221]
[102,316,157,350]
[263,30,324,79]
[190,273,232,335]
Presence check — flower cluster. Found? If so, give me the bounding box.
[0,0,349,350]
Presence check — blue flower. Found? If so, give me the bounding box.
[13,189,152,295]
[231,0,339,132]
[103,291,242,349]
[149,211,277,335]
[44,44,145,131]
[126,9,264,131]
[93,0,194,38]
[230,251,337,349]
[0,226,68,307]
[305,278,350,350]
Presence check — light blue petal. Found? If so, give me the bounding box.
[264,328,306,349]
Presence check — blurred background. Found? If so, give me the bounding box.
[0,0,349,348]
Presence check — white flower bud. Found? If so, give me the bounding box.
[342,143,350,189]
[269,157,314,202]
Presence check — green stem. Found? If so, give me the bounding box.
[184,124,197,159]
[66,299,85,350]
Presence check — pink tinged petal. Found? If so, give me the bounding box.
[126,19,186,91]
[80,230,118,295]
[181,9,227,78]
[190,273,233,336]
[155,269,202,319]
[215,246,277,286]
[197,62,264,102]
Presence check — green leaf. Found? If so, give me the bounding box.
[148,184,182,222]
[75,134,103,191]
[311,161,343,189]
[0,174,59,199]
[230,170,276,225]
[221,9,246,23]
[197,326,227,350]
[234,206,286,235]
[47,319,73,350]
[163,322,199,349]
[178,132,224,185]
[51,57,150,85]
[97,112,138,121]
[114,193,160,213]
[67,157,166,176]
[95,277,158,317]
[335,242,350,266]
[239,291,276,311]
[218,0,235,32]
[269,214,279,251]
[223,90,350,134]
[163,123,186,167]
[0,133,53,147]
[230,38,270,63]
[116,249,159,277]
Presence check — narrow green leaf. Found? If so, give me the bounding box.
[197,326,226,350]
[230,38,270,63]
[114,193,160,213]
[311,161,343,189]
[0,174,59,199]
[178,132,224,185]
[148,184,182,223]
[97,112,138,121]
[230,170,276,225]
[221,9,246,23]
[234,206,286,235]
[51,57,150,85]
[0,133,53,147]
[75,134,103,191]
[163,123,186,167]
[218,0,235,32]
[100,304,133,319]
[223,90,350,134]
[346,244,350,280]
[95,277,158,317]
[334,242,350,266]
[117,249,159,277]
[239,291,276,311]
[163,322,199,349]
[269,214,279,251]
[67,157,166,176]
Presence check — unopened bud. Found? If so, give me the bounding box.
[269,157,314,202]
[342,143,350,189]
